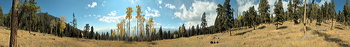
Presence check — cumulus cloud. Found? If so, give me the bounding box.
[99,15,125,23]
[87,2,97,8]
[174,0,217,28]
[102,1,106,7]
[108,11,117,16]
[131,0,135,3]
[236,0,258,14]
[84,14,102,19]
[157,0,162,4]
[145,7,161,17]
[318,0,331,6]
[159,6,162,9]
[236,0,291,17]
[165,4,176,9]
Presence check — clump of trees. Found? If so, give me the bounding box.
[4,0,350,43]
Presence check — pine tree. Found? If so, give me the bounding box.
[258,0,270,24]
[0,6,3,26]
[329,0,336,30]
[167,31,170,39]
[71,13,77,28]
[196,25,200,35]
[18,0,40,33]
[246,6,258,30]
[201,12,207,34]
[274,0,284,30]
[344,0,350,29]
[159,26,163,39]
[292,0,302,24]
[163,31,167,39]
[90,26,94,39]
[191,26,195,36]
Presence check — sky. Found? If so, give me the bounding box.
[0,0,347,33]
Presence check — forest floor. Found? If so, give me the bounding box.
[1,20,350,47]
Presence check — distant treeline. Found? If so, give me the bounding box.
[1,0,350,42]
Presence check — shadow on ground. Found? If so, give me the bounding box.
[258,26,266,29]
[277,26,287,29]
[235,30,253,35]
[313,31,349,47]
[306,26,312,31]
[148,42,157,45]
[335,27,344,30]
[230,28,244,31]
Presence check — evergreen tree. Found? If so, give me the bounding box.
[90,26,94,39]
[201,12,207,34]
[163,31,167,39]
[168,31,170,39]
[196,24,200,35]
[191,26,195,36]
[292,0,302,24]
[71,13,77,28]
[274,0,284,30]
[329,0,336,30]
[159,26,163,39]
[344,0,350,28]
[0,6,3,26]
[258,0,270,23]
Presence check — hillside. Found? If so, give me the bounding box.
[1,21,350,47]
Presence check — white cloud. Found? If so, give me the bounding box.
[159,6,162,9]
[87,2,98,8]
[84,14,102,18]
[282,0,289,12]
[108,11,117,16]
[145,7,161,17]
[174,0,217,28]
[236,0,291,17]
[162,27,177,30]
[157,0,162,4]
[236,0,258,14]
[131,0,135,3]
[99,15,125,23]
[165,4,176,9]
[102,1,106,7]
[318,0,331,6]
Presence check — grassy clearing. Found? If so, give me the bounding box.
[0,21,350,47]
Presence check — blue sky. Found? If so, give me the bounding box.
[0,0,347,33]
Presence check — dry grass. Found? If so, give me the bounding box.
[0,20,350,47]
